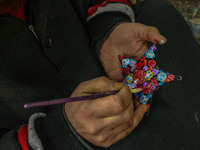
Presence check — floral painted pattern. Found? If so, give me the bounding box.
[157,72,167,82]
[145,49,156,59]
[132,70,146,84]
[148,60,156,67]
[126,73,133,83]
[145,70,154,80]
[119,42,176,111]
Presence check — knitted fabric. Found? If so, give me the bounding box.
[17,124,28,150]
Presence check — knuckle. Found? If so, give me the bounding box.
[103,143,112,148]
[95,136,107,144]
[77,81,87,89]
[87,124,98,135]
[112,95,126,112]
[151,26,159,32]
[87,123,103,136]
[99,142,112,148]
[100,76,108,80]
[98,76,108,82]
[80,105,93,118]
[97,76,110,87]
[124,85,131,92]
[123,111,133,126]
[125,129,132,137]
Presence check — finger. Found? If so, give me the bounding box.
[96,122,131,147]
[132,41,148,60]
[89,85,133,117]
[71,76,124,97]
[110,104,147,146]
[132,104,148,129]
[137,23,167,45]
[92,103,134,147]
[104,64,124,81]
[133,97,140,108]
[101,101,134,129]
[100,47,124,81]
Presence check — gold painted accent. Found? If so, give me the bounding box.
[129,0,137,5]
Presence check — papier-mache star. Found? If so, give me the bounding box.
[119,42,178,110]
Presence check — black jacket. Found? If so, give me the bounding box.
[0,0,133,149]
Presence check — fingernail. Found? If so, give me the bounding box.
[160,39,166,44]
[145,104,150,113]
[113,82,124,90]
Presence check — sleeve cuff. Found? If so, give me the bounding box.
[32,105,94,150]
[62,104,95,150]
[87,1,135,58]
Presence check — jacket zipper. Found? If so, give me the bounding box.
[28,25,39,41]
[26,0,40,41]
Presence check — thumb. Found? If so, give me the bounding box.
[78,76,124,95]
[137,23,167,45]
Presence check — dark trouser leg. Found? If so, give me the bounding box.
[106,0,200,149]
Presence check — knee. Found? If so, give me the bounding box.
[144,0,173,9]
[147,0,170,5]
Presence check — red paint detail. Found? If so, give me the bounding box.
[143,59,147,66]
[139,55,145,62]
[146,104,150,112]
[118,55,124,62]
[168,74,175,81]
[148,59,156,67]
[135,62,143,70]
[133,70,146,84]
[150,78,158,86]
[148,66,152,70]
[147,83,151,87]
[165,79,170,82]
[123,68,131,75]
[143,87,151,94]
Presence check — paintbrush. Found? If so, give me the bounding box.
[24,88,142,108]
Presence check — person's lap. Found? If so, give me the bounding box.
[104,0,200,149]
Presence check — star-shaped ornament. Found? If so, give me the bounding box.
[119,42,181,111]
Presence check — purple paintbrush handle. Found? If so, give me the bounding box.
[24,91,119,108]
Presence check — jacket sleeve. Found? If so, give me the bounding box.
[0,1,136,149]
[0,104,95,150]
[70,0,135,57]
[87,0,135,57]
[31,1,135,149]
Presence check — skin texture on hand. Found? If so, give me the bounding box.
[65,77,147,147]
[100,23,167,81]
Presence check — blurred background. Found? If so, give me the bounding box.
[135,0,200,43]
[167,0,200,43]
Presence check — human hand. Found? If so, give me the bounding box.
[65,77,147,147]
[100,23,167,81]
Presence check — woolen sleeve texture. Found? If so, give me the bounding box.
[31,1,136,149]
[0,1,135,149]
[70,0,135,58]
[0,105,93,150]
[29,105,94,150]
[87,0,135,57]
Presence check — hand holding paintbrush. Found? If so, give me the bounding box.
[24,77,147,147]
[24,79,142,109]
